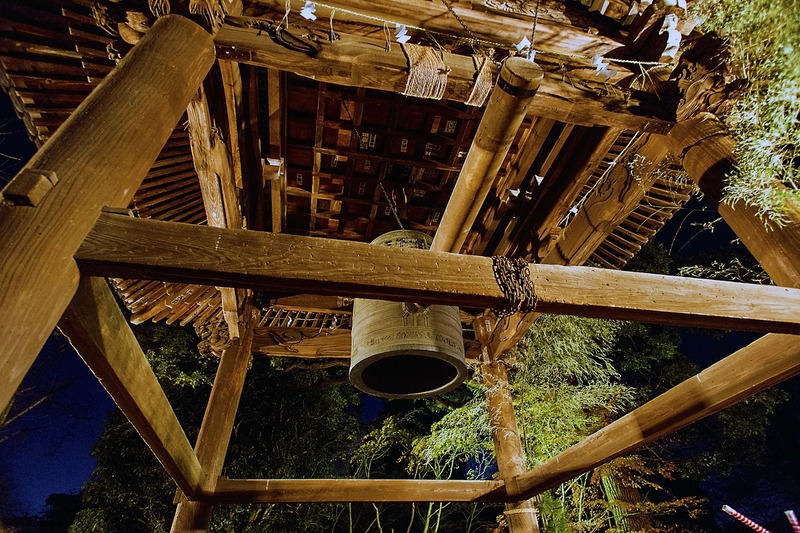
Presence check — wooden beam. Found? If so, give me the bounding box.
[668,114,800,289]
[208,478,506,503]
[214,21,674,132]
[187,83,244,338]
[266,69,286,232]
[171,309,256,530]
[506,332,800,501]
[431,57,543,253]
[77,213,800,334]
[0,15,215,413]
[252,326,351,358]
[59,277,205,497]
[244,0,620,57]
[542,133,670,266]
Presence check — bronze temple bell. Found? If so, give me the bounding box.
[349,230,468,399]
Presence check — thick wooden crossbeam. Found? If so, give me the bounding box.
[59,277,205,497]
[77,214,800,334]
[207,478,505,503]
[507,332,800,501]
[0,15,215,412]
[215,22,673,132]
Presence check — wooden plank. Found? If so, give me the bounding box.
[431,58,543,253]
[214,22,674,132]
[77,213,800,334]
[0,15,215,413]
[507,333,800,500]
[252,326,351,358]
[208,478,506,503]
[171,310,256,530]
[59,277,205,497]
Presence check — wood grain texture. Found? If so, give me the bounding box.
[0,15,215,412]
[208,478,506,503]
[507,333,800,500]
[215,21,673,132]
[59,277,205,497]
[431,58,542,254]
[171,311,256,529]
[669,114,800,289]
[77,214,800,334]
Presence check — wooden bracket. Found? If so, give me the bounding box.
[2,168,58,206]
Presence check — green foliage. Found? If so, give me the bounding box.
[514,315,635,462]
[691,0,800,223]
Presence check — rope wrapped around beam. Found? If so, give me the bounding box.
[491,256,538,318]
[465,56,492,107]
[401,43,450,100]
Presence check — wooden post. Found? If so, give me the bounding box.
[668,113,800,289]
[431,58,543,253]
[59,277,206,497]
[171,309,256,532]
[476,316,540,532]
[0,15,215,412]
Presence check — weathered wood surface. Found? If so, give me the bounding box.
[669,114,800,289]
[507,333,800,500]
[59,277,205,497]
[215,21,674,132]
[171,311,256,529]
[243,0,621,57]
[477,316,540,532]
[432,58,543,253]
[252,327,352,358]
[77,214,800,334]
[186,83,243,338]
[543,133,670,265]
[208,478,506,503]
[0,15,215,412]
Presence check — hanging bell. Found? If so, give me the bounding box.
[349,230,468,399]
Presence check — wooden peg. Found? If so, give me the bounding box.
[2,168,57,206]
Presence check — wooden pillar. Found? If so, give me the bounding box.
[668,113,800,288]
[170,309,256,532]
[0,15,215,412]
[431,57,543,253]
[476,317,540,532]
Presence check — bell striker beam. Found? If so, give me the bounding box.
[0,15,216,413]
[431,57,543,253]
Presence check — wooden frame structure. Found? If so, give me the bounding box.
[1,2,799,532]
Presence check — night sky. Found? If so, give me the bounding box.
[1,88,798,529]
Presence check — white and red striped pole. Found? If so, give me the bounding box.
[722,505,772,533]
[786,510,800,533]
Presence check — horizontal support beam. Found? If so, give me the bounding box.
[507,333,800,500]
[59,277,205,497]
[207,478,505,503]
[77,214,800,334]
[215,21,673,133]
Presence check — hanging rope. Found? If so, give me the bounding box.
[401,43,449,100]
[527,0,541,60]
[465,55,492,107]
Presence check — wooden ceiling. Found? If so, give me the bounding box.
[1,0,700,353]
